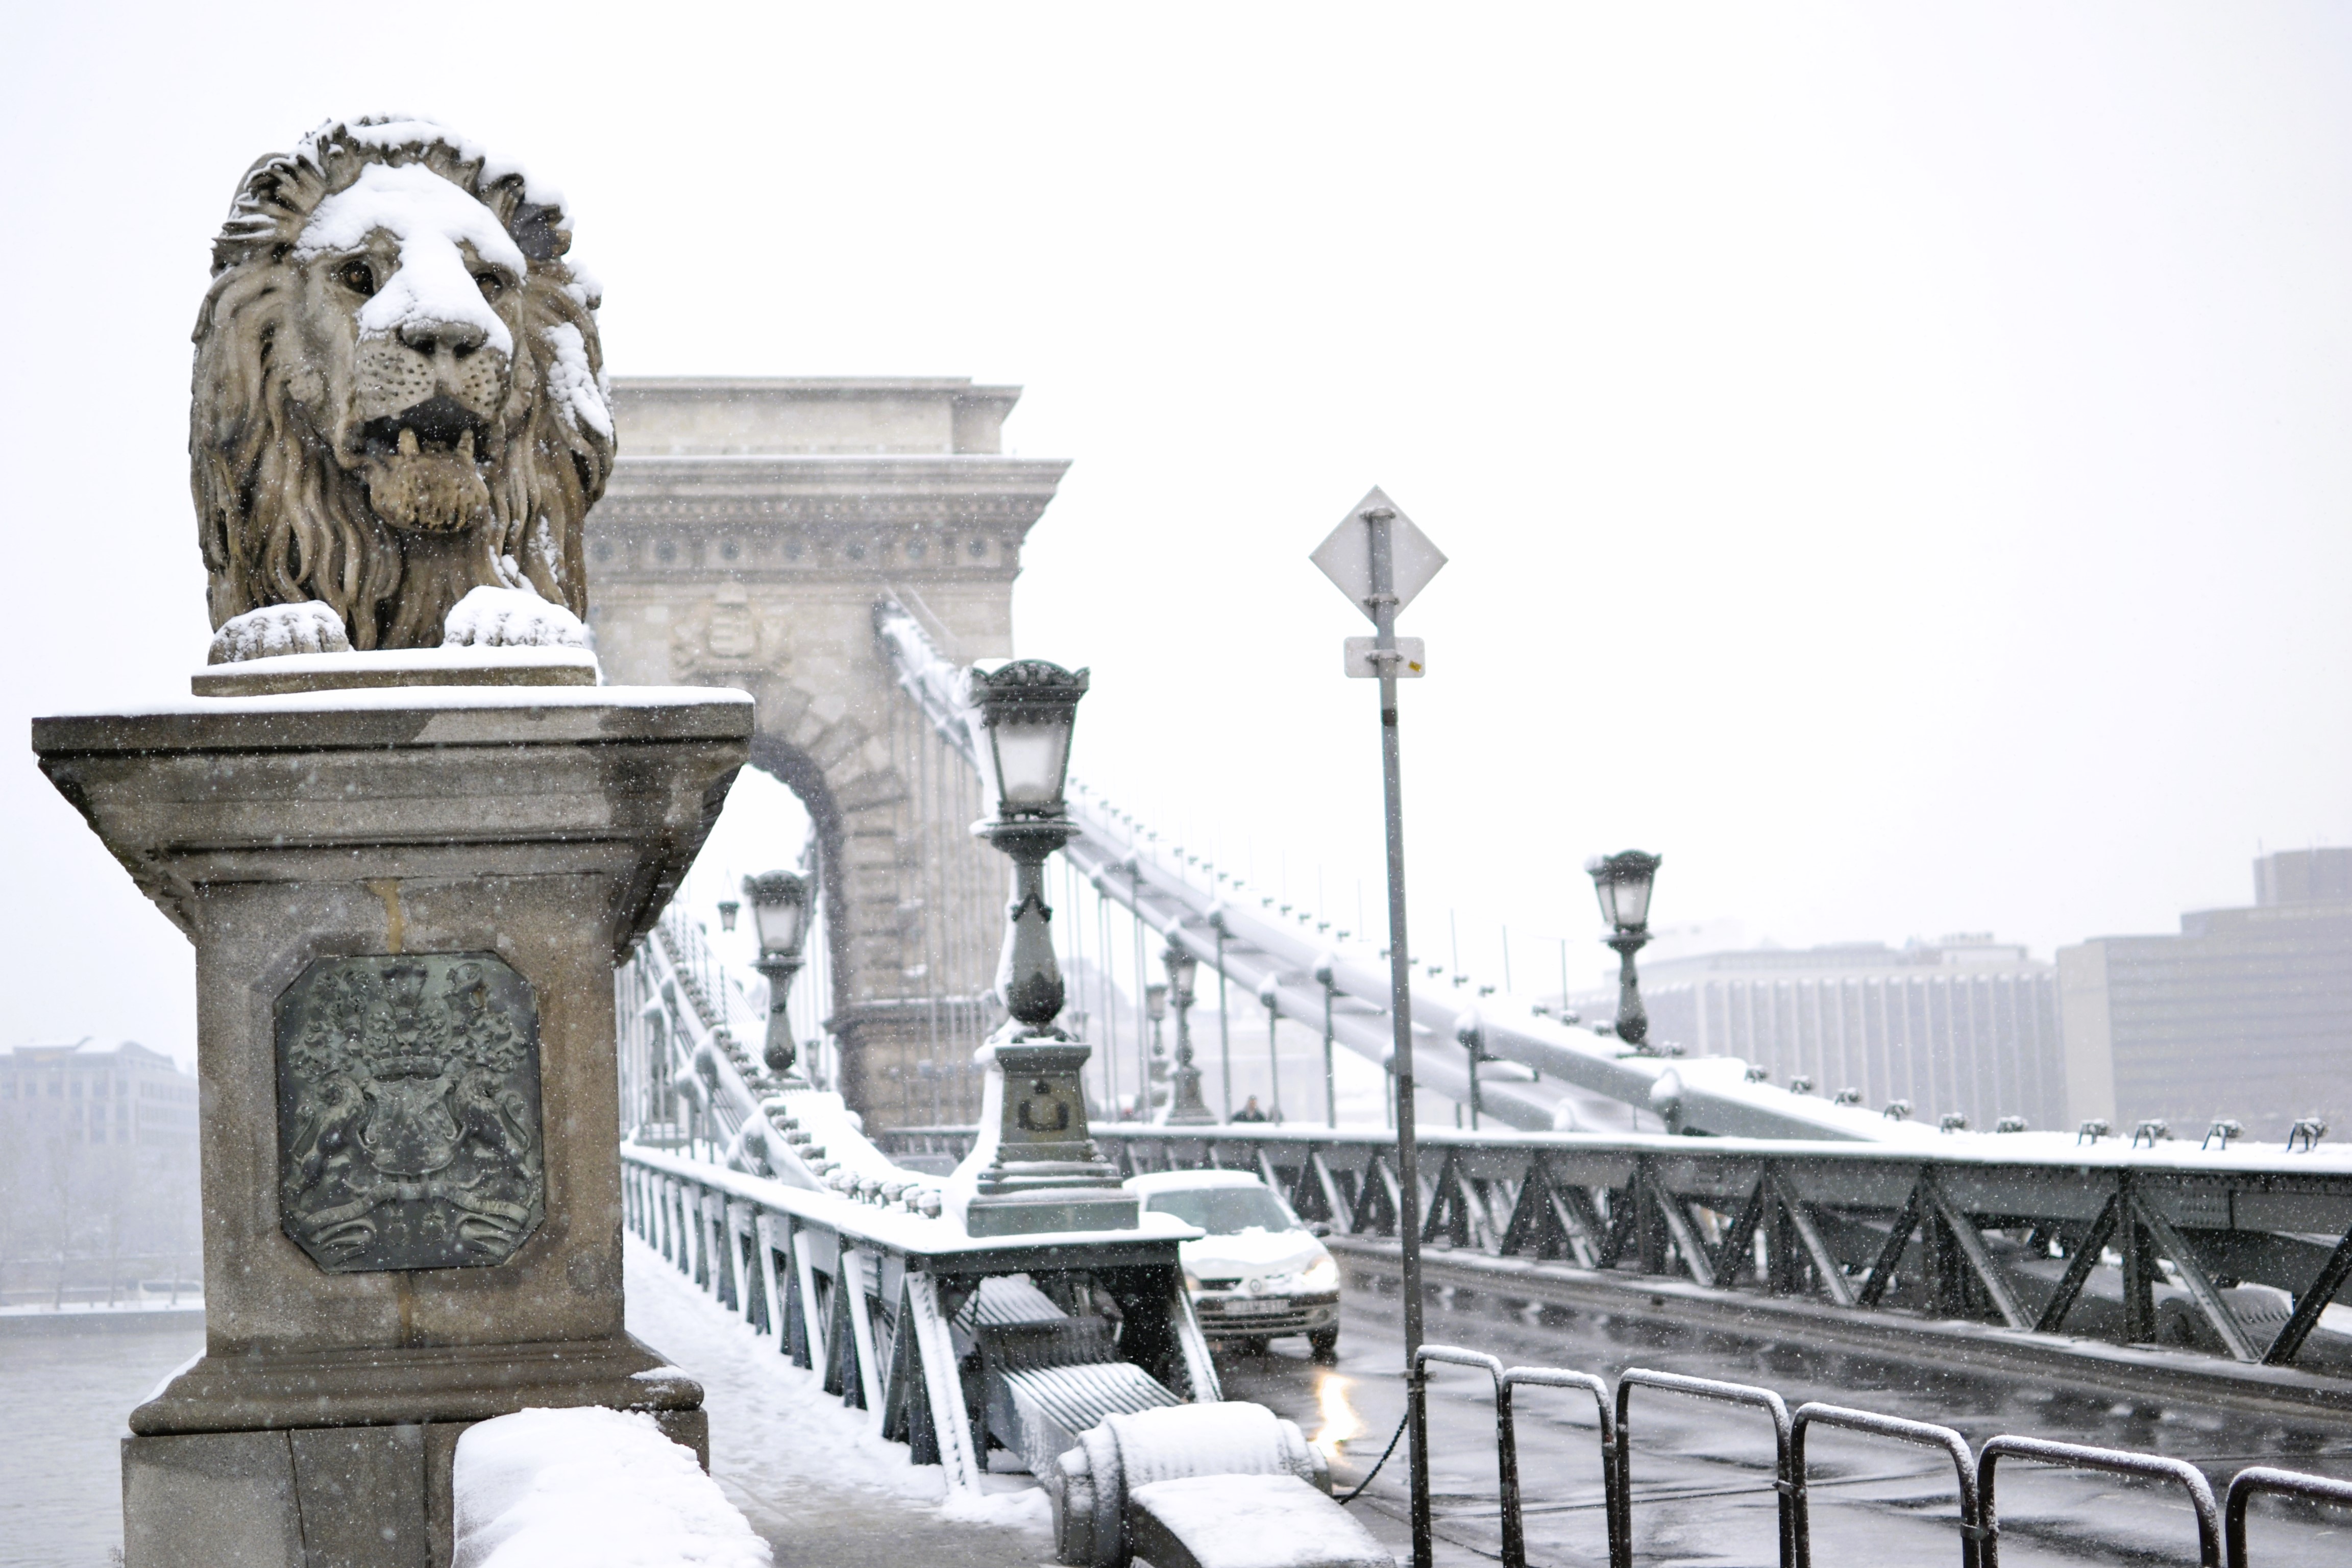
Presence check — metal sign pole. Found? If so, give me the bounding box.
[1364,503,1432,1568]
[1311,484,1443,1568]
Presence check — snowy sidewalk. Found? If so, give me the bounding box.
[622,1235,1056,1568]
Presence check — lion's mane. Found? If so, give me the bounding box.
[191,117,614,649]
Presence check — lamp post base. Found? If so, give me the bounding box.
[1160,1061,1219,1125]
[947,1035,1140,1235]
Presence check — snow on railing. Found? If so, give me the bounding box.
[631,904,943,1218]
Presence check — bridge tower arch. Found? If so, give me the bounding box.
[584,378,1070,1130]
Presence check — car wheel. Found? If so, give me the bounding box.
[1309,1327,1339,1364]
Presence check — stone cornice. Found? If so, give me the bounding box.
[591,455,1071,533]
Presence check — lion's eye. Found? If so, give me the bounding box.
[474,271,506,302]
[337,260,377,297]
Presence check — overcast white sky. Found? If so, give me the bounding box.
[7,5,2350,1063]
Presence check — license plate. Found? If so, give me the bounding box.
[1224,1297,1289,1316]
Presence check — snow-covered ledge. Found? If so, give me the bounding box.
[451,1407,770,1568]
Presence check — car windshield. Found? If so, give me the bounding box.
[1144,1186,1297,1235]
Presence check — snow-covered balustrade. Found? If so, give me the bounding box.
[619,1141,1221,1505]
[620,902,930,1213]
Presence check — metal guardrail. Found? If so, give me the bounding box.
[879,1122,2352,1374]
[1790,1404,1979,1568]
[1976,1435,2220,1567]
[1619,1369,1796,1567]
[2225,1467,2352,1567]
[1409,1344,2351,1568]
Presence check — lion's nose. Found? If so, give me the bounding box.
[398,315,489,358]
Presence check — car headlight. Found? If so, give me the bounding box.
[1184,1269,1202,1292]
[1301,1255,1338,1291]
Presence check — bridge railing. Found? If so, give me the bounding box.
[1408,1342,2352,1568]
[877,1121,2352,1374]
[620,1142,1217,1503]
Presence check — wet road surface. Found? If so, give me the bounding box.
[11,1270,2352,1568]
[1215,1270,2352,1567]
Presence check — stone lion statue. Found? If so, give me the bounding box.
[192,117,615,659]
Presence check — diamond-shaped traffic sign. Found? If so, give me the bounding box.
[1311,485,1448,624]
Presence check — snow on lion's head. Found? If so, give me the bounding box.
[191,117,614,651]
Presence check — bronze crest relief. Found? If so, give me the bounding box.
[275,953,546,1272]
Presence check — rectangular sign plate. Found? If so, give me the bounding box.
[1344,636,1426,678]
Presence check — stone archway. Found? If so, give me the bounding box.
[585,378,1070,1129]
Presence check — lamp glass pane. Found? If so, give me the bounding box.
[989,718,1071,811]
[752,896,806,956]
[1590,875,1622,929]
[1614,873,1654,930]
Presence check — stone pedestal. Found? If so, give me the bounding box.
[35,682,750,1567]
[946,1037,1139,1235]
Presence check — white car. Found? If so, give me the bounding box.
[1126,1169,1341,1361]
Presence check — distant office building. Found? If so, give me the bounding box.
[0,1038,198,1148]
[2058,850,2352,1140]
[0,1039,201,1305]
[1584,936,2065,1133]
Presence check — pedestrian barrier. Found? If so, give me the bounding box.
[1976,1436,2219,1567]
[1405,1342,2352,1568]
[1618,1370,1795,1568]
[2224,1467,2352,1567]
[1789,1403,1978,1568]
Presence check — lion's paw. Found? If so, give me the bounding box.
[208,602,353,665]
[443,586,590,650]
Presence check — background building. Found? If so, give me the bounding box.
[2059,849,2352,1140]
[0,1039,200,1305]
[1582,935,2066,1133]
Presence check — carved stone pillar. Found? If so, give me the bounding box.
[35,681,750,1566]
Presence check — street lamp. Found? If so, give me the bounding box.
[1313,951,1339,1129]
[1585,850,1662,1052]
[1160,942,1215,1124]
[1209,905,1235,1120]
[951,658,1136,1236]
[968,659,1089,1033]
[1256,974,1287,1123]
[1145,981,1168,1115]
[741,869,811,1080]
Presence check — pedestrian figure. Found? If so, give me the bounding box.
[1232,1095,1268,1123]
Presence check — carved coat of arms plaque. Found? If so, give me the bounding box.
[275,953,545,1272]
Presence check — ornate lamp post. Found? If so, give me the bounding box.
[1144,981,1168,1115]
[1160,942,1215,1124]
[970,660,1088,1029]
[949,659,1136,1235]
[741,869,811,1081]
[1313,952,1339,1128]
[1259,975,1284,1122]
[1585,850,1662,1054]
